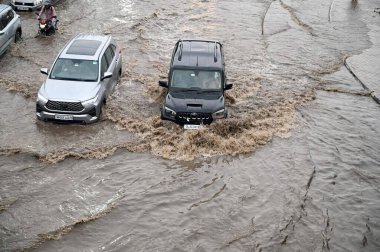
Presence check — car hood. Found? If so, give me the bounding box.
[165,91,225,113]
[41,79,100,101]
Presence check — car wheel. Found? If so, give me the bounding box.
[116,68,122,85]
[15,29,22,43]
[96,99,106,122]
[96,105,103,122]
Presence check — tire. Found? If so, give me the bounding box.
[96,105,103,122]
[95,99,106,122]
[14,29,22,43]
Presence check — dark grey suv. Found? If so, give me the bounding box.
[159,39,233,127]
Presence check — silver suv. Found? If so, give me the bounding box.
[0,4,22,57]
[36,34,123,123]
[10,0,59,11]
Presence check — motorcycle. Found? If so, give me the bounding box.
[35,13,58,36]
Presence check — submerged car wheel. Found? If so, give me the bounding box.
[95,99,106,123]
[15,29,22,43]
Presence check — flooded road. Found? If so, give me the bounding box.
[1,0,379,251]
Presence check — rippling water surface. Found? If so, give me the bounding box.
[0,0,379,251]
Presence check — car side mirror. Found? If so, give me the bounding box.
[0,31,4,36]
[40,68,49,75]
[101,72,112,81]
[159,80,168,88]
[224,83,233,90]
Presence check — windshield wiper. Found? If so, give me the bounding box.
[175,88,201,92]
[51,77,96,82]
[201,90,221,93]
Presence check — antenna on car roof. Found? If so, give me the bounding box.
[178,40,183,61]
[214,42,218,62]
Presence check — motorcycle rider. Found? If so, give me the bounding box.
[37,1,58,33]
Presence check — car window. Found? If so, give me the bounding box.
[110,44,116,55]
[104,47,114,65]
[50,58,99,82]
[0,15,4,31]
[1,10,14,29]
[171,69,222,90]
[7,10,14,22]
[0,14,7,30]
[101,54,109,77]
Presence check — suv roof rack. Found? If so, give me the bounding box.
[173,39,223,69]
[214,42,218,63]
[178,40,183,61]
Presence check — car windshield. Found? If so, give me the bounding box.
[50,58,99,82]
[171,69,222,90]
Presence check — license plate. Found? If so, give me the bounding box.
[184,124,202,130]
[55,114,73,121]
[17,7,29,11]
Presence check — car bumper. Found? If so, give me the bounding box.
[161,108,215,125]
[36,100,100,124]
[10,3,41,11]
[36,111,99,124]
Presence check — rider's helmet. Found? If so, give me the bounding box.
[43,0,52,8]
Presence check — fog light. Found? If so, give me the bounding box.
[212,109,225,119]
[164,106,176,117]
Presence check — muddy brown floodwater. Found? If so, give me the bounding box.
[1,0,380,251]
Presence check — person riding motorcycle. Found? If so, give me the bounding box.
[37,1,58,33]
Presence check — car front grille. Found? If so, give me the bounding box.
[45,100,84,112]
[15,2,34,6]
[177,112,212,125]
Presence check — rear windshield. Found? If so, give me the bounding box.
[50,58,99,82]
[171,69,222,90]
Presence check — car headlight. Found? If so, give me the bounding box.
[164,106,176,117]
[212,109,226,119]
[34,0,42,5]
[37,92,48,104]
[82,95,99,106]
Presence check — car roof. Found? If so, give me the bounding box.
[0,4,10,13]
[172,39,224,70]
[59,34,111,60]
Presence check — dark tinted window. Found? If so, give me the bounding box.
[1,10,14,28]
[104,46,114,65]
[101,55,109,77]
[0,15,4,31]
[7,10,14,21]
[110,44,116,54]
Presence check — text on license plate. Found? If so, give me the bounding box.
[184,124,202,130]
[17,7,29,10]
[55,114,73,121]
